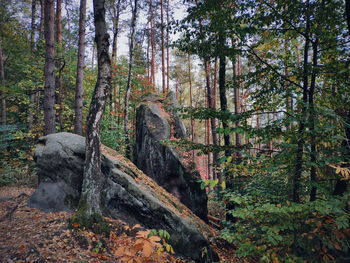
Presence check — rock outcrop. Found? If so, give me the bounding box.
[135,93,208,221]
[29,132,218,263]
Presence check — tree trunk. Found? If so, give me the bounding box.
[43,0,56,135]
[150,0,155,85]
[29,0,37,130]
[0,44,6,126]
[233,55,242,152]
[39,0,44,39]
[218,41,230,158]
[111,0,122,62]
[160,0,165,93]
[166,0,170,92]
[188,55,195,159]
[346,0,350,31]
[56,0,64,131]
[79,0,111,218]
[309,39,318,201]
[124,0,138,158]
[188,55,194,142]
[31,0,37,50]
[74,0,87,135]
[205,60,219,180]
[293,1,310,203]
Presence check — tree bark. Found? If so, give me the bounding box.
[29,0,37,130]
[124,0,138,158]
[346,0,350,31]
[150,0,155,85]
[188,55,194,142]
[31,0,37,50]
[0,44,6,126]
[293,1,310,203]
[309,39,318,201]
[166,0,170,92]
[79,0,111,217]
[205,60,219,180]
[160,0,165,93]
[74,0,87,135]
[43,0,56,135]
[218,38,230,158]
[111,0,122,63]
[39,0,44,39]
[233,55,242,152]
[55,0,64,131]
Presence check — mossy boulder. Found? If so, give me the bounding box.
[135,92,208,221]
[29,132,219,263]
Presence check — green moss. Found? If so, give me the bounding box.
[69,197,111,236]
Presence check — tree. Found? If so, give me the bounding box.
[74,0,87,135]
[123,0,138,158]
[55,0,64,131]
[43,0,56,135]
[77,0,111,219]
[0,43,5,126]
[160,0,165,93]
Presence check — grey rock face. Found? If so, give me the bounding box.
[135,93,208,221]
[30,132,218,263]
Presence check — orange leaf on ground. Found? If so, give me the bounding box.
[143,240,153,257]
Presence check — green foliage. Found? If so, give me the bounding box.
[222,194,350,262]
[100,112,126,152]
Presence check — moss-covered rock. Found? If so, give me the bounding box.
[29,132,219,263]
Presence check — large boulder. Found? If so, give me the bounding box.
[29,132,218,263]
[135,92,208,221]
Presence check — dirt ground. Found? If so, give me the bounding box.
[0,186,237,263]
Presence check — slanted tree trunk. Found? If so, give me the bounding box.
[0,44,6,126]
[78,0,111,218]
[43,0,56,135]
[124,0,138,158]
[74,0,87,135]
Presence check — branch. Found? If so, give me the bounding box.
[246,46,303,89]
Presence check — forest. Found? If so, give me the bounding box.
[0,0,350,262]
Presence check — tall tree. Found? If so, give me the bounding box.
[160,0,165,93]
[43,0,56,135]
[123,0,138,158]
[74,0,87,135]
[218,36,230,159]
[29,0,37,130]
[149,0,155,85]
[56,0,64,131]
[78,0,111,218]
[0,44,5,126]
[111,0,122,63]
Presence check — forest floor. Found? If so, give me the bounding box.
[0,186,237,263]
